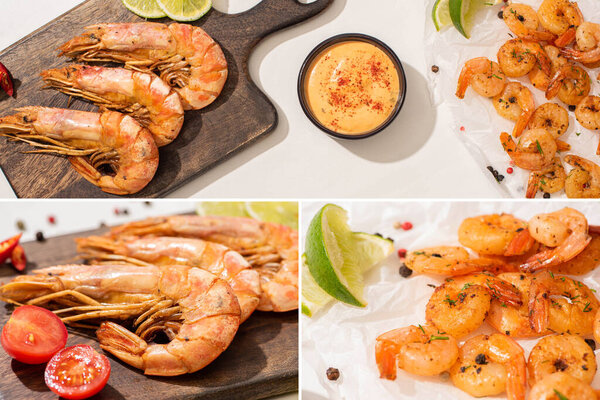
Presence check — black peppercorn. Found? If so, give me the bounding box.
[543,193,551,199]
[498,11,504,19]
[431,65,439,73]
[326,367,340,381]
[399,264,413,278]
[569,105,577,112]
[35,231,45,242]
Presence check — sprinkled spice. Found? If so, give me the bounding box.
[431,65,439,73]
[543,193,551,199]
[326,367,340,381]
[569,105,576,112]
[48,215,56,225]
[498,11,504,19]
[16,220,25,231]
[506,167,513,174]
[399,264,413,278]
[486,166,504,183]
[35,231,45,242]
[460,126,465,131]
[397,248,407,258]
[401,222,413,231]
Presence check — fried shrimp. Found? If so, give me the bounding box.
[546,64,591,106]
[488,273,547,338]
[425,273,522,338]
[493,82,536,138]
[0,107,158,195]
[538,0,584,48]
[522,207,591,271]
[528,271,599,335]
[41,65,184,147]
[500,129,557,171]
[75,235,261,322]
[503,4,556,42]
[561,22,600,65]
[405,246,514,276]
[575,96,600,155]
[497,38,552,78]
[375,325,459,379]
[0,264,241,376]
[526,157,567,199]
[458,214,535,256]
[450,333,526,400]
[59,22,228,110]
[528,103,569,139]
[564,155,600,198]
[456,57,506,99]
[527,334,597,386]
[528,372,596,400]
[529,45,570,91]
[550,232,600,275]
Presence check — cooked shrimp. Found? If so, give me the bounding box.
[561,22,600,64]
[538,0,584,47]
[594,308,600,344]
[574,96,600,155]
[450,333,526,400]
[504,4,557,42]
[528,372,596,400]
[497,39,552,78]
[0,264,240,376]
[546,64,591,106]
[458,214,535,256]
[75,235,261,322]
[494,82,536,138]
[529,45,569,91]
[405,246,514,276]
[488,273,547,338]
[108,215,298,312]
[522,207,591,271]
[528,271,599,335]
[426,273,522,338]
[375,325,459,379]
[0,107,158,195]
[528,103,569,139]
[59,22,228,110]
[526,157,567,198]
[500,129,557,170]
[550,232,600,275]
[41,65,184,147]
[564,155,600,198]
[527,334,596,386]
[456,57,507,99]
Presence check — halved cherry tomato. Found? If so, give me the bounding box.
[10,244,26,271]
[0,233,21,264]
[1,305,67,364]
[0,61,14,97]
[45,344,111,400]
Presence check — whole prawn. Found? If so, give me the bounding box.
[0,264,241,376]
[564,155,600,198]
[41,65,184,147]
[108,215,298,312]
[0,107,158,195]
[59,22,228,110]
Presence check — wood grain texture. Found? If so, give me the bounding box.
[0,227,299,399]
[0,0,333,198]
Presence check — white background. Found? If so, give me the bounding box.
[0,0,498,198]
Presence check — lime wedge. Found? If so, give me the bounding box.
[432,0,452,31]
[301,260,334,317]
[449,0,503,38]
[246,202,298,230]
[123,0,167,18]
[352,232,394,273]
[156,0,211,21]
[196,202,248,218]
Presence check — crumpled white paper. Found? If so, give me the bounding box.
[301,201,600,400]
[423,0,600,198]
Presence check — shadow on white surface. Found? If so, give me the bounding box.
[170,0,345,198]
[334,63,436,163]
[302,391,329,400]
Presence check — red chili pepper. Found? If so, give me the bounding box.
[0,233,22,264]
[0,62,14,97]
[397,248,407,258]
[10,245,26,271]
[401,222,413,231]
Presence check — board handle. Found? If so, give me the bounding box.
[239,0,333,40]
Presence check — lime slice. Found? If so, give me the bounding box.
[449,0,503,39]
[305,204,367,307]
[122,0,167,18]
[301,260,334,317]
[352,232,394,273]
[432,0,452,31]
[156,0,211,21]
[246,202,298,230]
[196,202,248,217]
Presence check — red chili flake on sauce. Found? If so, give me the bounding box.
[397,248,407,258]
[337,77,349,87]
[401,222,413,231]
[372,102,384,111]
[506,167,513,174]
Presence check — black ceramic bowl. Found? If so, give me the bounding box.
[297,33,407,140]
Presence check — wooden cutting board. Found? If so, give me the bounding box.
[0,228,299,399]
[0,0,333,198]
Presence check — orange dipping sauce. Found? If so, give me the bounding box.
[304,40,401,135]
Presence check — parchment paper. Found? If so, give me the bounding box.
[301,201,600,399]
[424,0,600,198]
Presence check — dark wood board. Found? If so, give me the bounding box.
[0,0,333,198]
[0,228,299,399]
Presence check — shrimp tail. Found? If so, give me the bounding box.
[560,46,600,64]
[487,278,523,308]
[555,27,577,48]
[528,284,549,333]
[375,335,400,380]
[520,232,592,272]
[97,321,147,371]
[545,68,565,100]
[456,66,472,99]
[526,172,542,199]
[505,229,536,256]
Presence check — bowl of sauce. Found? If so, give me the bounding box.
[298,33,407,139]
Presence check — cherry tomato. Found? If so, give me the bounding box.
[10,245,26,271]
[45,345,110,400]
[1,305,67,364]
[0,233,22,264]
